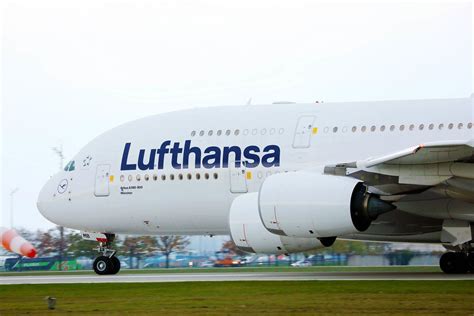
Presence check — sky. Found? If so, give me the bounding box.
[0,0,472,247]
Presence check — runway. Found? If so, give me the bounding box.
[1,271,474,284]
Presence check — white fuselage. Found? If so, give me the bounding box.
[37,97,473,241]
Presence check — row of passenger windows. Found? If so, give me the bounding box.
[324,122,473,133]
[119,172,219,182]
[191,128,285,137]
[190,122,473,137]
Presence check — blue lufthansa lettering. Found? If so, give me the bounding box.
[120,140,281,171]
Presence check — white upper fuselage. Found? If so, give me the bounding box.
[37,97,473,238]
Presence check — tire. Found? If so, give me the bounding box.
[440,252,458,274]
[440,252,468,274]
[468,253,474,273]
[110,256,121,275]
[454,253,468,274]
[93,256,113,275]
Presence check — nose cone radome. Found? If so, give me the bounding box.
[37,175,68,225]
[37,179,53,222]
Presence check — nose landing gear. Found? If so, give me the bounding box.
[81,231,121,275]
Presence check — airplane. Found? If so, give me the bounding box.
[37,95,474,275]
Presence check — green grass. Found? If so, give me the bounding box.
[0,281,473,315]
[0,265,441,276]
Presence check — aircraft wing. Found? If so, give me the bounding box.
[324,140,474,246]
[324,140,474,189]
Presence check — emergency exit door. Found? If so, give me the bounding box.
[95,164,110,197]
[293,116,315,148]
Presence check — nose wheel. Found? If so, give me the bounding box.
[440,252,471,274]
[93,255,121,275]
[81,232,121,275]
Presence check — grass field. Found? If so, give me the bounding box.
[0,281,473,315]
[0,265,441,276]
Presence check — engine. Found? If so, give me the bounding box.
[229,193,324,254]
[259,171,395,238]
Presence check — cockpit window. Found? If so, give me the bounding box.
[64,161,75,172]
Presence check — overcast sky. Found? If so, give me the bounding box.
[0,1,472,236]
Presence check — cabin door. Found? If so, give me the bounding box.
[94,164,111,197]
[229,161,248,193]
[293,116,316,148]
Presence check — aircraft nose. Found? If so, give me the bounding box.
[37,175,68,225]
[37,179,54,221]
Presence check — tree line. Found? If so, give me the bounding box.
[13,226,190,268]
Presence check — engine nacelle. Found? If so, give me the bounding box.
[259,171,395,238]
[229,193,324,254]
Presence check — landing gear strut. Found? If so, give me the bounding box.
[82,232,121,275]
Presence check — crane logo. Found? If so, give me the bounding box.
[57,179,68,194]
